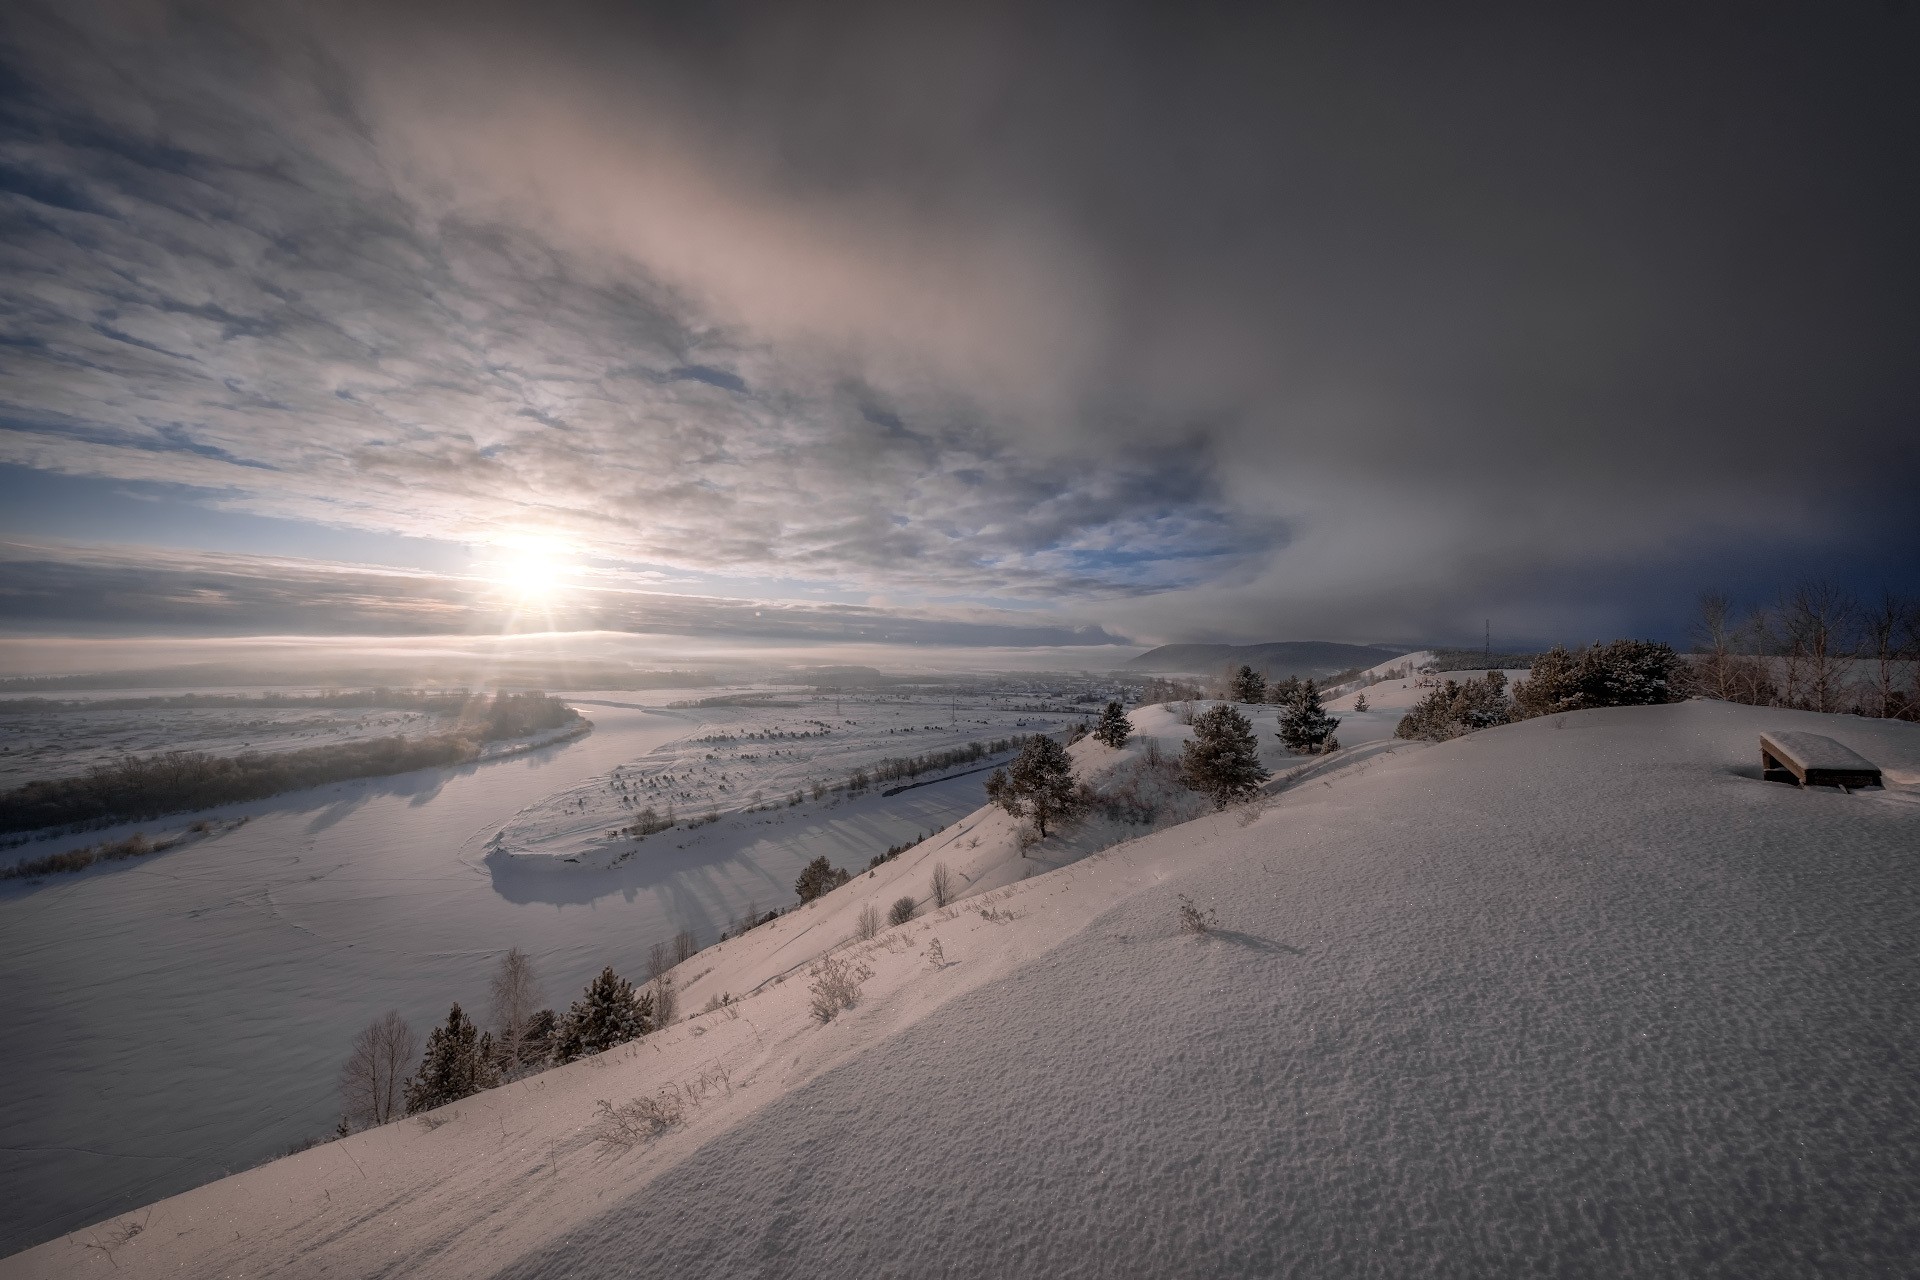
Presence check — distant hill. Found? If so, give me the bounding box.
[1120,640,1412,679]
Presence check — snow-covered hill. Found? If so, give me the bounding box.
[7,700,1917,1277]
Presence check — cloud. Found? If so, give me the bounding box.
[0,540,1132,647]
[0,0,1915,648]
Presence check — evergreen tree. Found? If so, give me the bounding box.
[1181,704,1270,806]
[1276,679,1341,753]
[1353,692,1369,712]
[984,735,1083,836]
[1512,640,1680,719]
[403,1003,496,1115]
[552,967,654,1064]
[795,855,849,903]
[1266,676,1302,706]
[1512,645,1584,718]
[1582,639,1681,707]
[1395,672,1513,741]
[1092,700,1133,749]
[1228,664,1267,704]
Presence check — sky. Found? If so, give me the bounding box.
[1,0,1916,673]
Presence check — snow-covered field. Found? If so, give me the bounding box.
[7,697,1915,1276]
[492,690,1087,866]
[0,701,460,790]
[0,687,1087,1254]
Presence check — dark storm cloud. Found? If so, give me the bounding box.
[0,0,1915,644]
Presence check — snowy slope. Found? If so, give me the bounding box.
[7,699,1917,1277]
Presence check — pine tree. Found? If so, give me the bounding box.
[984,735,1083,836]
[1276,679,1341,753]
[1512,645,1584,718]
[1228,664,1267,704]
[1181,704,1270,806]
[1512,640,1679,719]
[795,856,847,903]
[403,1003,496,1115]
[1092,700,1133,748]
[1267,676,1302,706]
[1353,692,1369,712]
[552,967,654,1064]
[1395,673,1511,741]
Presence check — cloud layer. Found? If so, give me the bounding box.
[2,1,1916,647]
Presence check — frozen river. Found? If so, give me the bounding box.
[0,698,1011,1254]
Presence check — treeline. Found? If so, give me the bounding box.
[1429,649,1540,672]
[863,736,1027,787]
[339,939,699,1131]
[1687,584,1918,719]
[0,692,579,834]
[1397,640,1679,742]
[0,688,521,716]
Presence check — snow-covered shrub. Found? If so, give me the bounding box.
[855,903,882,941]
[930,862,955,908]
[808,954,872,1023]
[1087,752,1183,825]
[1176,893,1217,935]
[924,937,945,969]
[888,896,917,926]
[591,1093,684,1149]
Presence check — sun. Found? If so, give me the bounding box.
[479,535,577,604]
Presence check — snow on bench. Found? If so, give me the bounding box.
[1759,732,1883,790]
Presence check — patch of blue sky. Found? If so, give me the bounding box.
[0,464,469,574]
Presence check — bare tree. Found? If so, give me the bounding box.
[339,1010,417,1130]
[488,948,541,1073]
[672,929,698,964]
[930,862,955,908]
[854,902,882,941]
[647,941,672,983]
[1861,591,1919,719]
[1731,603,1780,706]
[1903,598,1920,721]
[1691,592,1737,701]
[651,972,677,1028]
[1780,581,1859,712]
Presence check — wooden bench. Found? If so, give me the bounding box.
[1759,732,1882,790]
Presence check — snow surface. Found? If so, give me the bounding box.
[0,703,463,790]
[6,698,1916,1276]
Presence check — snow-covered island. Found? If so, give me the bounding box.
[5,695,1915,1277]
